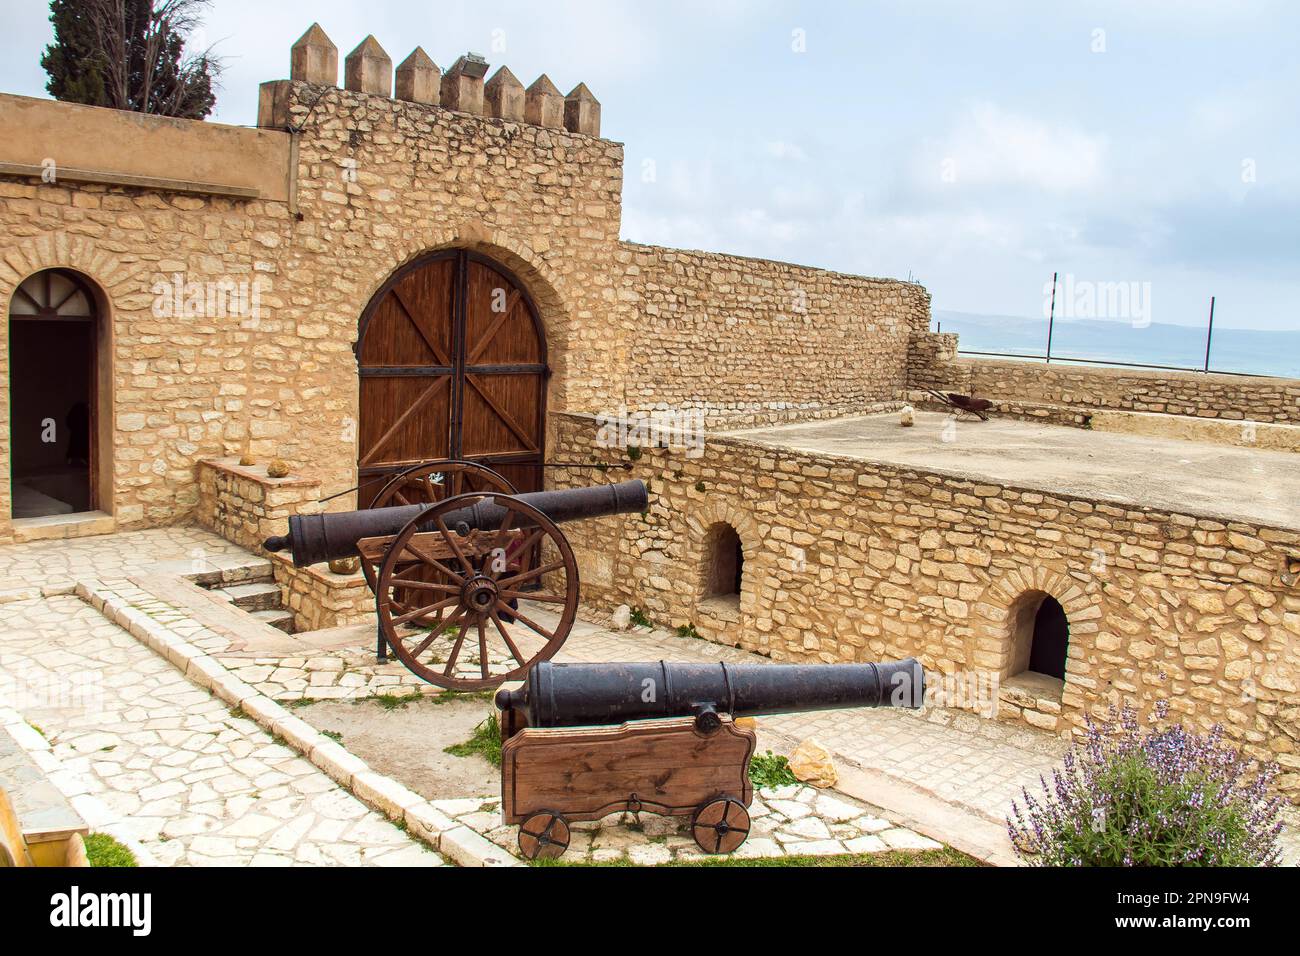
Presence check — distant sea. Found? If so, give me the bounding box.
[933,311,1300,380]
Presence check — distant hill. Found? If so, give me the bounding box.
[933,310,1300,379]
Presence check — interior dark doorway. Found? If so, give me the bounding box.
[8,269,96,518]
[1027,595,1069,681]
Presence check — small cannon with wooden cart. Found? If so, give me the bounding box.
[493,657,926,859]
[263,469,648,691]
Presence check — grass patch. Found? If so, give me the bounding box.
[629,607,652,629]
[676,623,701,640]
[533,847,981,868]
[444,712,502,767]
[748,750,797,789]
[370,691,426,711]
[322,730,343,743]
[85,833,138,868]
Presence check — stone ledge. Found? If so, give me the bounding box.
[199,457,321,489]
[12,511,115,543]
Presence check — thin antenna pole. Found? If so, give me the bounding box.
[1046,271,1058,363]
[1204,296,1216,373]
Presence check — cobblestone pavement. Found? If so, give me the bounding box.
[0,590,442,866]
[435,784,941,864]
[0,526,255,598]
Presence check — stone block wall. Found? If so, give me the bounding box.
[908,349,1300,425]
[618,243,931,428]
[0,54,627,541]
[551,411,1300,797]
[270,554,373,633]
[906,331,960,392]
[196,458,323,554]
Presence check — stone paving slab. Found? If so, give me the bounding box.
[438,783,940,865]
[0,594,444,867]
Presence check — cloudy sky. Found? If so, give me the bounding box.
[4,1,1297,332]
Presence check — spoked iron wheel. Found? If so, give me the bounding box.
[517,811,570,861]
[374,492,579,691]
[691,798,751,855]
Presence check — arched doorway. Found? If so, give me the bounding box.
[7,269,100,518]
[355,250,549,505]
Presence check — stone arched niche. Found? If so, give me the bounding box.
[701,521,744,604]
[1007,590,1070,681]
[682,501,762,647]
[971,567,1097,685]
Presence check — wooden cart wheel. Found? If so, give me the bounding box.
[374,492,579,691]
[362,460,517,595]
[691,798,751,854]
[518,811,571,861]
[368,459,517,510]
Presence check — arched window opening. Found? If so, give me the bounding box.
[8,269,98,518]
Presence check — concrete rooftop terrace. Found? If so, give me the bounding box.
[723,411,1299,532]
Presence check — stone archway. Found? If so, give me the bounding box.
[970,566,1099,682]
[353,223,576,411]
[0,233,132,533]
[355,247,550,499]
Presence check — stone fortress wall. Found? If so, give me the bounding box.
[909,335,1300,425]
[549,411,1300,798]
[618,243,932,428]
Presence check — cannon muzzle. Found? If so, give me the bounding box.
[264,479,648,567]
[495,658,925,731]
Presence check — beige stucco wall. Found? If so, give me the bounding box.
[0,93,291,200]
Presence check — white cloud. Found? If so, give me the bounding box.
[765,140,808,162]
[928,102,1107,193]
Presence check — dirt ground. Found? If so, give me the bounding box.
[296,695,499,800]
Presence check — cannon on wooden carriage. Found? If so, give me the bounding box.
[493,657,926,859]
[263,461,647,692]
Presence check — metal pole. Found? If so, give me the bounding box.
[1046,271,1058,363]
[1204,296,1215,373]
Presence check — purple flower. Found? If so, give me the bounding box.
[1006,701,1284,867]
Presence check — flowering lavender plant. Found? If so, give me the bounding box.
[1007,702,1284,866]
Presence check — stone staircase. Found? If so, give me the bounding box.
[207,570,294,633]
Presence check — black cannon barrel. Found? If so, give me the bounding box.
[263,479,648,567]
[495,658,925,730]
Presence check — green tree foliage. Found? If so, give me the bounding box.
[41,0,220,119]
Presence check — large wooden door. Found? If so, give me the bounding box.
[357,250,548,505]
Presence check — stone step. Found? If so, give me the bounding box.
[184,557,275,589]
[249,608,295,633]
[213,581,283,612]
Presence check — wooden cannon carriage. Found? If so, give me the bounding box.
[265,460,647,691]
[494,658,926,859]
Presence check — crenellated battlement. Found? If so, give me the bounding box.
[258,23,601,138]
